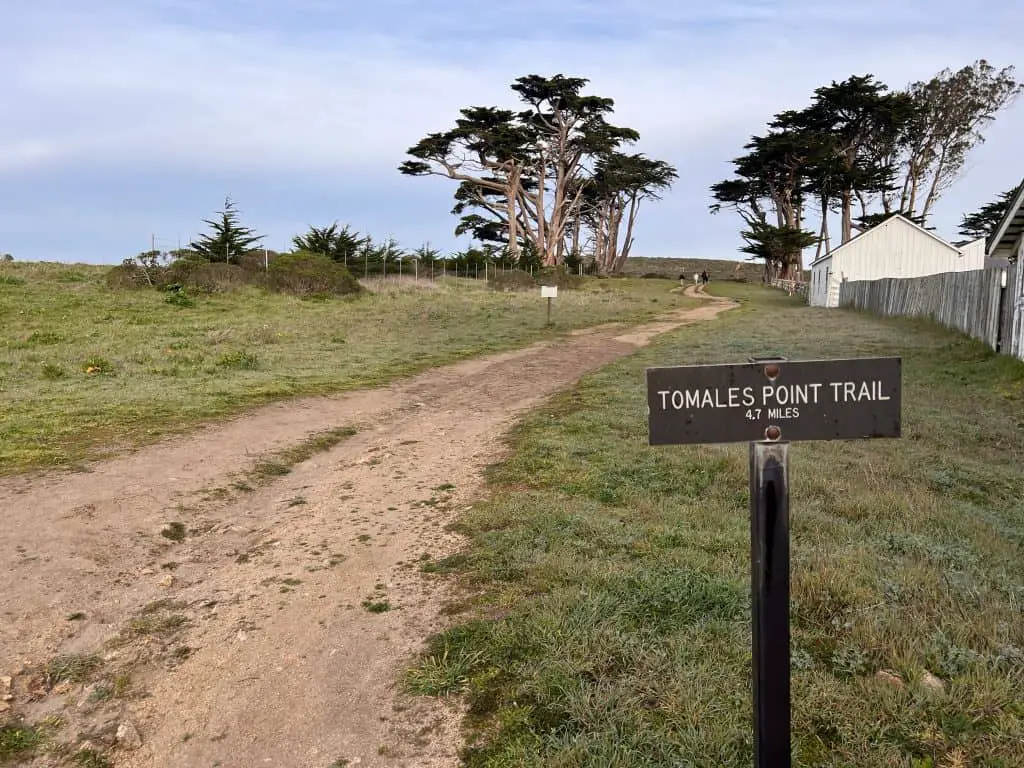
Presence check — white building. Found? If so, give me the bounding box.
[987,179,1024,360]
[808,215,986,308]
[955,236,987,265]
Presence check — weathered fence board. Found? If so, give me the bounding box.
[1004,262,1024,360]
[838,268,1013,353]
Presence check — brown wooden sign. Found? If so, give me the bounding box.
[646,357,901,445]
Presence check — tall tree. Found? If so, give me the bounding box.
[400,74,662,270]
[399,106,533,262]
[710,127,817,280]
[189,197,263,264]
[798,75,912,243]
[958,181,1023,239]
[586,153,677,274]
[510,75,639,265]
[894,60,1022,221]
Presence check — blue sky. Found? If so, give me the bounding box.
[2,0,1022,265]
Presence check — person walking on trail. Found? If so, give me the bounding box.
[693,272,700,286]
[701,270,709,285]
[678,272,687,289]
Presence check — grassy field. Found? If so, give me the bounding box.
[622,256,764,283]
[409,283,1024,767]
[0,262,697,475]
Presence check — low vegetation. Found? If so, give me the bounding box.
[407,283,1024,766]
[622,256,763,282]
[0,262,696,473]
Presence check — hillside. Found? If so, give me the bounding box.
[622,256,764,282]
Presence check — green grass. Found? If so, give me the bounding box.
[0,262,697,474]
[44,654,104,686]
[0,725,44,763]
[406,283,1024,767]
[623,256,763,283]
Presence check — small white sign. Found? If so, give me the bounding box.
[541,285,558,298]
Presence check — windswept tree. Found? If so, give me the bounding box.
[958,180,1023,239]
[893,60,1022,221]
[794,75,915,243]
[710,126,818,279]
[189,197,263,264]
[586,153,677,274]
[711,59,1020,271]
[400,106,533,262]
[399,74,672,271]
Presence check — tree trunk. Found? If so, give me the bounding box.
[841,191,853,243]
[613,195,641,273]
[506,167,520,262]
[919,143,951,223]
[571,213,581,261]
[814,195,828,261]
[856,190,869,222]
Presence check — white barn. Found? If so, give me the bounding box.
[808,215,986,308]
[987,180,1024,360]
[955,236,987,265]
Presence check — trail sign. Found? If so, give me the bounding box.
[646,355,902,768]
[541,285,558,325]
[647,357,901,445]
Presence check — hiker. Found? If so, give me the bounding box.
[693,272,700,286]
[678,272,686,288]
[701,270,709,285]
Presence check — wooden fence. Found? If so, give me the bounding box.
[838,264,1022,360]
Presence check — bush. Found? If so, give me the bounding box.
[237,250,280,275]
[488,270,536,292]
[537,266,584,291]
[215,350,259,370]
[105,262,150,290]
[165,290,195,307]
[267,251,362,297]
[184,263,251,293]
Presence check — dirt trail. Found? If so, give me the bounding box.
[1,288,735,768]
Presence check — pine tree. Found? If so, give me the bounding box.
[958,182,1023,239]
[190,197,264,264]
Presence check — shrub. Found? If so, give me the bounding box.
[162,257,206,288]
[215,350,259,370]
[165,290,195,307]
[537,266,584,290]
[488,269,536,292]
[268,251,362,297]
[105,262,150,290]
[41,363,65,379]
[237,250,280,275]
[183,262,250,293]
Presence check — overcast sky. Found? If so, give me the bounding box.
[2,0,1022,265]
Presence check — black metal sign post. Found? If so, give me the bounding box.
[646,356,901,768]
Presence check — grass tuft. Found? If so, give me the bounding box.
[160,521,187,541]
[0,725,44,761]
[45,654,104,686]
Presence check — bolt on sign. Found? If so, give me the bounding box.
[646,356,902,768]
[647,357,901,445]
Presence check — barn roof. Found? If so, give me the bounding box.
[809,214,958,267]
[986,178,1024,258]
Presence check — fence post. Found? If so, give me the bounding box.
[750,440,791,768]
